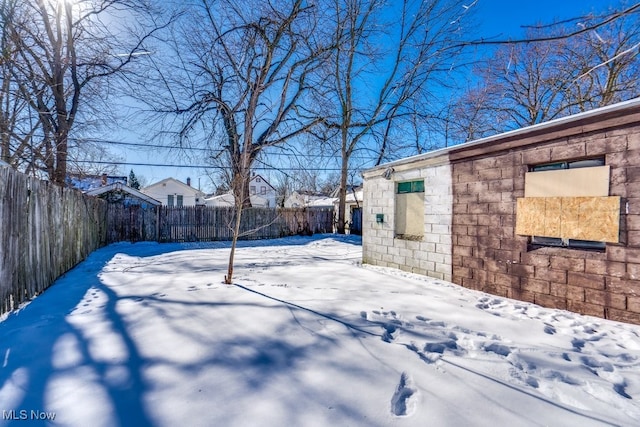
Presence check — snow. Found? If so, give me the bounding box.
[1,235,639,426]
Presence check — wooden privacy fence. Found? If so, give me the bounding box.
[0,167,107,316]
[0,166,335,317]
[106,204,158,243]
[106,205,335,243]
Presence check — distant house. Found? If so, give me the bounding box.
[204,193,235,207]
[86,182,161,208]
[67,173,127,192]
[282,187,361,233]
[249,174,276,207]
[204,193,269,207]
[205,174,276,208]
[141,177,205,207]
[284,191,335,208]
[335,188,363,235]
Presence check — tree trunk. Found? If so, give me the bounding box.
[0,75,10,164]
[336,150,349,234]
[53,130,68,185]
[241,172,252,208]
[225,149,252,283]
[224,203,243,284]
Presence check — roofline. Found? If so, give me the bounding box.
[87,182,162,205]
[143,177,205,195]
[204,192,267,200]
[365,97,640,174]
[251,173,276,191]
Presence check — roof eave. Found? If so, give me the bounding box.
[364,97,640,174]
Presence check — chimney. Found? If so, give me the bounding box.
[186,177,191,186]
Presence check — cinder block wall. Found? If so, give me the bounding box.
[451,123,640,324]
[363,161,454,282]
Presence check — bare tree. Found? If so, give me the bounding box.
[444,84,498,143]
[320,0,472,234]
[271,172,294,207]
[2,0,169,184]
[155,0,332,283]
[566,10,640,110]
[0,0,37,171]
[455,4,640,133]
[66,139,124,177]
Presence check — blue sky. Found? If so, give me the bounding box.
[477,0,614,38]
[108,0,621,192]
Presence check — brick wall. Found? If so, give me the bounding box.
[363,160,453,282]
[451,123,640,324]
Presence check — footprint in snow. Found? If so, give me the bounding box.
[424,339,458,355]
[382,323,398,343]
[614,381,632,399]
[391,372,417,417]
[582,324,599,334]
[483,342,511,357]
[572,338,586,352]
[580,355,614,373]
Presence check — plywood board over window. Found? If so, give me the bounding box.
[397,192,424,237]
[516,196,620,243]
[395,180,424,239]
[524,166,610,197]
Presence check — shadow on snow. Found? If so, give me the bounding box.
[0,235,375,427]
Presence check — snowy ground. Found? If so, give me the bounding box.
[1,235,640,426]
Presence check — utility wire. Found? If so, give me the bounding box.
[77,137,341,158]
[72,160,347,172]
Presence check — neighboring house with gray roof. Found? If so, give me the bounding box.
[87,182,161,208]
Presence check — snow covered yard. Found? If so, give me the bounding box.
[1,235,640,427]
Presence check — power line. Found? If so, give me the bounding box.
[80,137,341,158]
[72,160,347,171]
[82,138,215,152]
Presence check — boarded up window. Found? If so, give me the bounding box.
[396,180,424,239]
[517,158,617,249]
[524,165,609,197]
[516,196,620,243]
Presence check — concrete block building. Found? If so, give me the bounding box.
[362,98,640,324]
